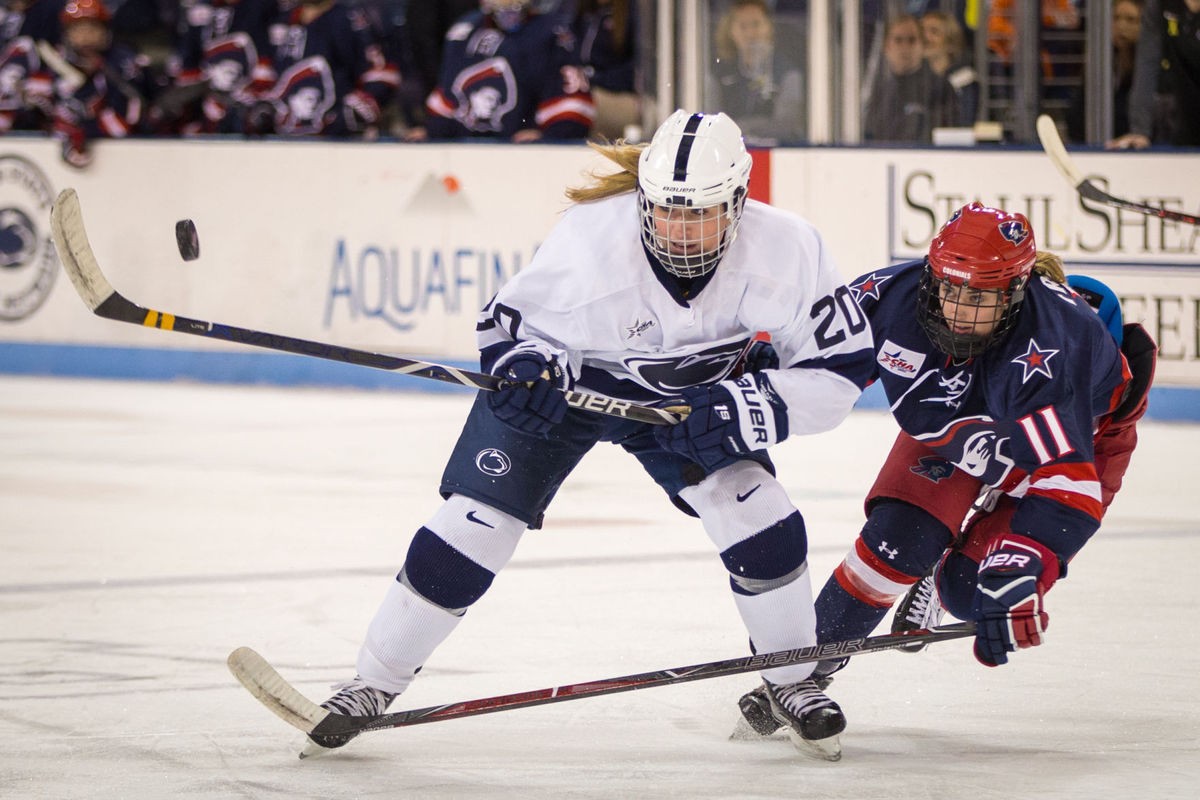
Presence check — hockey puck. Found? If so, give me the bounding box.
[175,219,200,261]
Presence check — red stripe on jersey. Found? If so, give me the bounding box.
[1026,460,1104,520]
[425,89,455,119]
[536,96,595,127]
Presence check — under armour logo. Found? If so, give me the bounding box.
[878,541,899,560]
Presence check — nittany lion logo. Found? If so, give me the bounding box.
[475,448,512,476]
[998,219,1030,246]
[0,155,57,321]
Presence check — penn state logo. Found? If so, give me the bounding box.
[998,219,1029,246]
[475,448,512,476]
[0,155,57,321]
[623,338,750,393]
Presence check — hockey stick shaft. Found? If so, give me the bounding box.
[1035,115,1200,226]
[49,188,682,426]
[227,623,976,739]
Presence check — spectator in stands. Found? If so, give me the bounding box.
[409,0,593,143]
[248,0,400,138]
[0,0,65,133]
[862,14,957,143]
[154,0,278,135]
[1066,0,1141,143]
[569,0,638,141]
[710,0,804,144]
[49,0,153,167]
[1,0,64,46]
[1108,0,1200,149]
[920,9,978,126]
[402,0,477,126]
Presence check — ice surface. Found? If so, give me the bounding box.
[1,376,1197,799]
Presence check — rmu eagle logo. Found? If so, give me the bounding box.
[998,219,1030,246]
[910,455,954,483]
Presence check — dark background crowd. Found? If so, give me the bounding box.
[1,0,1196,169]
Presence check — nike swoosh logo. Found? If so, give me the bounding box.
[736,485,761,503]
[466,511,495,528]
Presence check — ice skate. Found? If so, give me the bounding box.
[299,676,396,759]
[891,572,945,652]
[732,678,845,761]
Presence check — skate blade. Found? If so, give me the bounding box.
[783,729,842,762]
[730,715,766,741]
[729,716,789,742]
[298,739,336,760]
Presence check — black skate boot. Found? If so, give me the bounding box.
[734,677,846,760]
[300,676,396,758]
[734,658,844,738]
[891,572,946,653]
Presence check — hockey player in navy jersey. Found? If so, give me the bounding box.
[736,202,1157,738]
[250,0,399,137]
[300,110,875,761]
[48,0,154,167]
[156,0,278,134]
[0,0,65,133]
[411,0,594,142]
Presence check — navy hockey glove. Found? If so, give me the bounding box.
[487,343,570,437]
[740,340,780,375]
[971,534,1061,667]
[653,373,789,473]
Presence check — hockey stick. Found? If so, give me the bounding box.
[227,622,976,746]
[1035,114,1200,226]
[49,188,682,426]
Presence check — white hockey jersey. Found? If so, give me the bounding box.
[477,193,875,436]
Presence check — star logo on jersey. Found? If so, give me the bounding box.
[910,455,955,483]
[625,318,656,339]
[849,272,892,303]
[1011,338,1059,383]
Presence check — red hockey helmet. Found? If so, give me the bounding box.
[60,0,112,25]
[918,203,1037,359]
[927,202,1036,288]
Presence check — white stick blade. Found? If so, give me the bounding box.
[50,188,116,312]
[226,647,327,734]
[1035,114,1085,188]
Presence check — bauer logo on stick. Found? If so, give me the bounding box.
[175,219,200,261]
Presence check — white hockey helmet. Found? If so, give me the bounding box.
[637,110,753,278]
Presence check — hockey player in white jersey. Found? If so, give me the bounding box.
[303,110,876,760]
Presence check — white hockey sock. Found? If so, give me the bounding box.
[732,565,819,686]
[356,579,463,694]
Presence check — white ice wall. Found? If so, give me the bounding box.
[1,135,1197,385]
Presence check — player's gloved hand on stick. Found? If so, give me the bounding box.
[653,373,788,472]
[740,339,780,375]
[971,534,1061,667]
[487,342,570,437]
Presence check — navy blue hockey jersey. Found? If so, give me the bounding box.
[424,10,593,140]
[849,260,1131,556]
